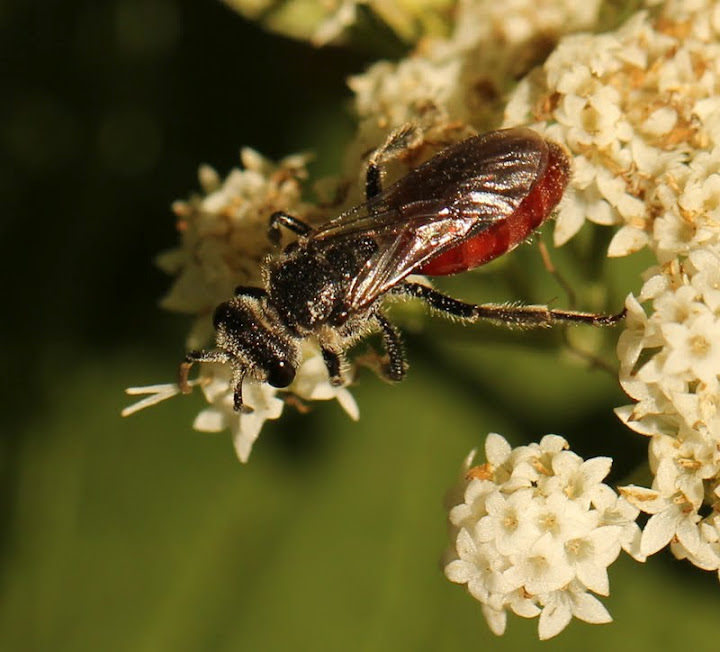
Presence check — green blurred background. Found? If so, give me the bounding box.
[3,1,720,650]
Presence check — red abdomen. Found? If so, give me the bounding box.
[419,143,570,276]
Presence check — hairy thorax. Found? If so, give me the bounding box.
[267,237,377,335]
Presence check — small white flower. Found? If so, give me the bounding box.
[449,476,497,533]
[650,434,717,508]
[475,488,541,555]
[621,484,702,558]
[652,285,702,332]
[591,484,644,561]
[661,311,720,385]
[537,581,612,640]
[444,529,512,604]
[504,532,576,595]
[564,526,622,595]
[643,499,702,559]
[160,150,311,315]
[193,366,285,463]
[543,451,613,508]
[534,493,595,544]
[689,246,720,311]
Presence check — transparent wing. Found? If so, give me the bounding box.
[310,128,551,311]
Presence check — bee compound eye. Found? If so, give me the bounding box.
[267,360,296,388]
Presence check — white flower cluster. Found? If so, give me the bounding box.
[444,434,642,640]
[346,0,603,183]
[501,1,720,574]
[123,149,358,462]
[503,1,720,249]
[159,149,311,333]
[617,256,720,567]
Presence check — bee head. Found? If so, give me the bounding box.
[213,294,300,389]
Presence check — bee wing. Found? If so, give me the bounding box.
[312,128,552,311]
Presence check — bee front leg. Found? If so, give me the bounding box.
[178,349,234,394]
[179,350,251,413]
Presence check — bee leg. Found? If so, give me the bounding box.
[178,349,233,393]
[471,304,627,327]
[321,347,344,386]
[374,312,407,381]
[229,364,251,413]
[395,283,475,318]
[268,211,313,244]
[366,124,423,201]
[179,350,253,413]
[398,282,626,327]
[365,162,382,200]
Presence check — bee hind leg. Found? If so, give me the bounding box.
[397,282,626,327]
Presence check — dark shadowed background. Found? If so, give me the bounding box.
[3,1,719,650]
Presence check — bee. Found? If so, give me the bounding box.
[179,128,624,411]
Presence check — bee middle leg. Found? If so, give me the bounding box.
[374,312,408,381]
